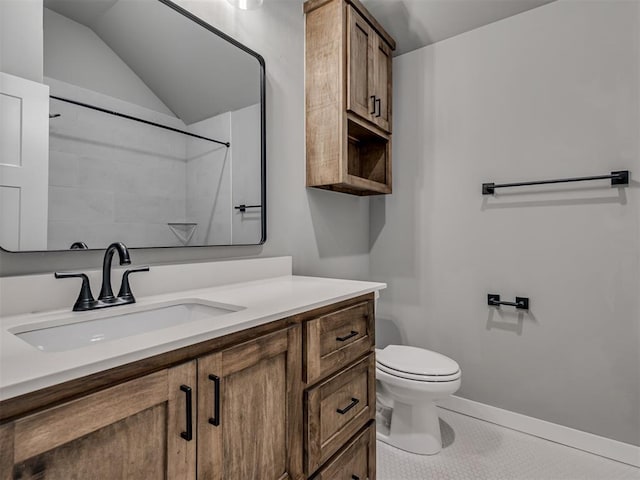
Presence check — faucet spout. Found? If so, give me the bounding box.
[98,242,131,302]
[56,241,147,311]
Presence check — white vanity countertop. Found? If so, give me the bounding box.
[0,274,385,401]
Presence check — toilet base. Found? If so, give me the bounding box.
[376,400,442,455]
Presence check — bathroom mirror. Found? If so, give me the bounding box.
[0,0,265,252]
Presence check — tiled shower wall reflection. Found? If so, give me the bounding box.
[47,80,188,249]
[46,79,259,250]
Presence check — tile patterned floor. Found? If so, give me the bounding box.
[377,408,640,480]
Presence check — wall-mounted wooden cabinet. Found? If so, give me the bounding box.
[347,5,392,133]
[305,0,396,196]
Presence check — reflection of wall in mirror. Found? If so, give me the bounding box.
[45,6,189,249]
[46,78,189,249]
[231,103,262,245]
[42,6,261,249]
[185,112,232,246]
[185,103,261,246]
[44,8,174,116]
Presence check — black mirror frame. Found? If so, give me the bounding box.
[0,0,266,253]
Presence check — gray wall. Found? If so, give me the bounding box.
[370,0,639,445]
[0,0,43,83]
[43,7,175,115]
[0,0,371,280]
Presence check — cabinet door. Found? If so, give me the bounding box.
[1,363,197,479]
[372,35,392,133]
[197,326,303,480]
[347,6,375,122]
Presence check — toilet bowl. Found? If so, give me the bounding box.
[375,345,461,455]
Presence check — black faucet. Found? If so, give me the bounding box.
[55,242,149,311]
[98,242,131,303]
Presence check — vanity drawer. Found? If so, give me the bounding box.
[305,354,375,475]
[310,423,375,480]
[304,300,374,384]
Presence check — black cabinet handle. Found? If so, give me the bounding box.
[375,98,381,117]
[370,95,377,114]
[352,476,360,480]
[180,385,193,441]
[208,374,220,427]
[336,330,358,342]
[337,397,359,415]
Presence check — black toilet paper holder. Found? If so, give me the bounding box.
[488,294,529,310]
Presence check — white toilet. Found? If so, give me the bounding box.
[375,345,461,455]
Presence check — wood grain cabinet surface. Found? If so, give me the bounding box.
[347,5,392,133]
[305,354,376,475]
[0,363,197,479]
[196,327,303,480]
[310,423,376,480]
[305,0,396,196]
[304,299,374,385]
[0,329,303,480]
[0,293,377,480]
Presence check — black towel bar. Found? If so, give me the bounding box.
[234,204,261,212]
[482,170,629,195]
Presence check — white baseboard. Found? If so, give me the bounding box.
[436,395,640,468]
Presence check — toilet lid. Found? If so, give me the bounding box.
[376,345,460,377]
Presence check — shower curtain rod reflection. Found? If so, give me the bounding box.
[49,95,231,148]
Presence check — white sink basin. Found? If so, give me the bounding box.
[15,302,243,352]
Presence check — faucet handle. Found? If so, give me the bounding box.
[54,272,95,311]
[117,266,150,302]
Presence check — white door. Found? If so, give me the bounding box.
[0,72,49,251]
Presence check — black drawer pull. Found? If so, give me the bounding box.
[180,385,193,441]
[375,98,381,117]
[370,95,376,114]
[337,397,359,415]
[208,374,220,426]
[336,330,358,342]
[352,476,360,480]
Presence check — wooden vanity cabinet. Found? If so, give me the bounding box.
[305,354,375,474]
[0,293,376,480]
[1,363,197,479]
[310,423,376,480]
[196,327,303,480]
[305,0,395,196]
[302,297,376,479]
[0,328,303,480]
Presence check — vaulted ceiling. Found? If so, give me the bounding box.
[44,0,260,124]
[360,0,556,55]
